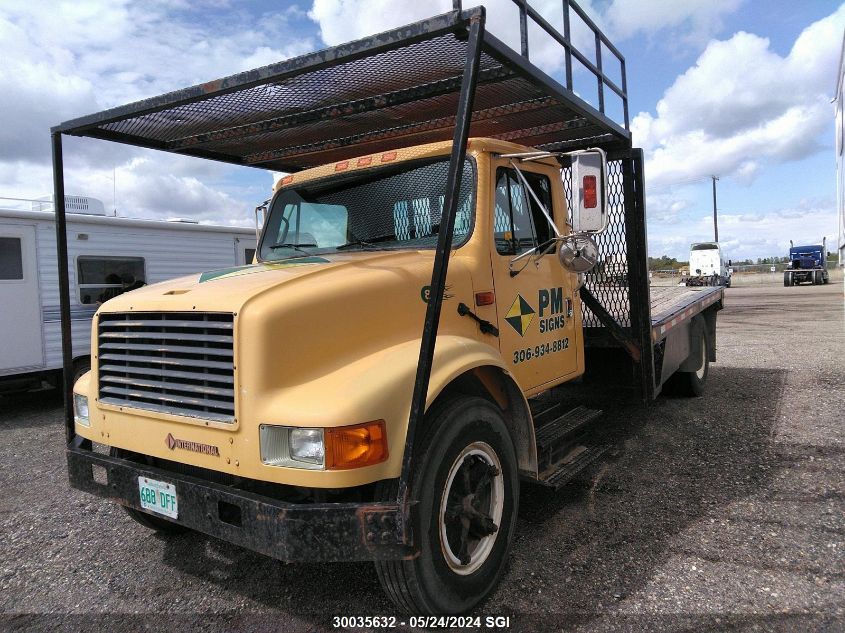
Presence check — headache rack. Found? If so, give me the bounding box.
[52,1,653,543]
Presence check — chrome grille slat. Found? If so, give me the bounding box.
[97,312,235,422]
[100,385,231,409]
[99,331,233,343]
[99,342,233,357]
[99,319,233,330]
[98,398,234,424]
[99,375,235,398]
[99,363,234,385]
[98,353,233,371]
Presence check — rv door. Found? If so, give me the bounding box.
[0,224,43,372]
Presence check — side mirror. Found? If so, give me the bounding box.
[558,234,600,273]
[569,149,608,233]
[254,199,269,241]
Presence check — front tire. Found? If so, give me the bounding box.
[376,397,518,615]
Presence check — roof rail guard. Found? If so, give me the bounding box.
[453,0,628,129]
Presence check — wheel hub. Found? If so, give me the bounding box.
[439,443,504,575]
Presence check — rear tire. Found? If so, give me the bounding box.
[668,320,709,397]
[375,397,518,615]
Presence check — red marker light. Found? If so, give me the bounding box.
[475,291,495,306]
[583,175,597,209]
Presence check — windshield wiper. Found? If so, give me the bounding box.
[270,242,317,256]
[336,239,381,250]
[336,235,395,250]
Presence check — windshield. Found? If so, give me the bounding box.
[259,157,475,262]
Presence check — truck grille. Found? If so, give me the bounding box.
[97,312,235,423]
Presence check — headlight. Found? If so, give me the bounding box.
[289,428,324,465]
[73,393,90,427]
[260,422,388,471]
[259,425,324,470]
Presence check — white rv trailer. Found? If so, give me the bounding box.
[0,196,256,391]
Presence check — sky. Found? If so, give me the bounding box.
[1,0,843,260]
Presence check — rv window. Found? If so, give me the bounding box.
[77,257,146,305]
[0,237,24,281]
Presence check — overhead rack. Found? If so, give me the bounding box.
[52,3,630,172]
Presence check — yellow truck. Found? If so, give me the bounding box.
[52,3,723,615]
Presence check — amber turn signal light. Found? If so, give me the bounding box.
[326,420,388,470]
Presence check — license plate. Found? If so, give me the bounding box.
[138,477,178,519]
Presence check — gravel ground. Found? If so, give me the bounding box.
[1,283,843,632]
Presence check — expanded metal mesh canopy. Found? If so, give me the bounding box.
[53,8,630,172]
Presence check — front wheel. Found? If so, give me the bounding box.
[376,397,518,615]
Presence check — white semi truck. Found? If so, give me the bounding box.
[681,242,731,288]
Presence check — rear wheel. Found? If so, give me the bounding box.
[669,320,709,397]
[376,397,518,615]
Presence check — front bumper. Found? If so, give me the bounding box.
[67,441,415,562]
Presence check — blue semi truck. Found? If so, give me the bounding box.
[783,238,830,286]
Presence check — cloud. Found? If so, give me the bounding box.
[0,0,315,223]
[648,197,838,261]
[604,0,742,45]
[633,5,845,188]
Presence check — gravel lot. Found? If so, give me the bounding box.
[1,282,843,631]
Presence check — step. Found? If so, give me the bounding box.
[528,400,564,428]
[535,405,603,451]
[536,444,610,489]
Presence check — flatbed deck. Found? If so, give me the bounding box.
[584,284,723,341]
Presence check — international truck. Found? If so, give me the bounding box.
[681,242,731,288]
[51,3,724,615]
[0,195,255,393]
[783,238,830,286]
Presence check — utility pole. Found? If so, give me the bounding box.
[711,175,719,242]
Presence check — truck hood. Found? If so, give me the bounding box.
[98,250,443,314]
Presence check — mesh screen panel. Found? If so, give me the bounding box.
[62,19,629,172]
[562,159,631,329]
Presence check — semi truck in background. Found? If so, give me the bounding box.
[783,238,829,286]
[681,242,731,288]
[53,3,726,615]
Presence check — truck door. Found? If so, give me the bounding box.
[0,225,43,372]
[489,164,580,391]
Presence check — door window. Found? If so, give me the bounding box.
[77,256,146,304]
[493,168,553,255]
[0,237,23,280]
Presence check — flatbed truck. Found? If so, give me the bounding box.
[51,2,723,615]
